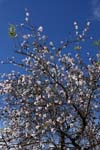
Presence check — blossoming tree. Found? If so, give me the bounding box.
[0,10,100,150]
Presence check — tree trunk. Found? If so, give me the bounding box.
[61,133,65,150]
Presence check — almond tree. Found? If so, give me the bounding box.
[0,10,100,150]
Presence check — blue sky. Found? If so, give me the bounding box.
[0,0,100,73]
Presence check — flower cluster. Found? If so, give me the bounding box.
[0,13,100,150]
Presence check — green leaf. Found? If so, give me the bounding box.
[94,41,99,47]
[98,40,100,43]
[74,46,81,50]
[9,24,16,38]
[96,61,100,65]
[94,40,100,47]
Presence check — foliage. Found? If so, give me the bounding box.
[0,10,100,150]
[94,40,100,47]
[9,24,16,38]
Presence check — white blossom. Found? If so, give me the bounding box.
[25,17,28,22]
[26,12,29,17]
[38,26,43,32]
[49,41,54,47]
[36,125,40,129]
